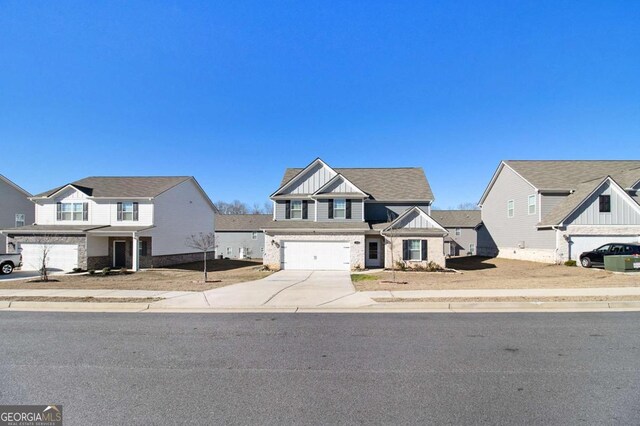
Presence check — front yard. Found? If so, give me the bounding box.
[352,256,640,291]
[0,259,272,291]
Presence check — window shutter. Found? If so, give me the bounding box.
[346,199,352,219]
[285,201,291,219]
[82,203,88,221]
[117,202,123,221]
[302,200,308,219]
[421,240,428,261]
[402,240,409,261]
[328,199,334,219]
[56,202,62,221]
[133,202,139,221]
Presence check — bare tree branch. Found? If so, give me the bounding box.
[185,232,216,282]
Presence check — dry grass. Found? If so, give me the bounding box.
[353,256,640,291]
[0,296,161,303]
[0,259,273,291]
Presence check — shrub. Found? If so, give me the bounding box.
[120,267,127,274]
[564,260,577,267]
[72,267,83,273]
[394,261,407,271]
[88,269,95,275]
[101,267,111,276]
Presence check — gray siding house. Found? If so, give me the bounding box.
[0,175,35,252]
[479,160,640,263]
[263,158,447,271]
[431,210,482,256]
[215,214,272,259]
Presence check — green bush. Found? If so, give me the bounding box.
[101,267,111,276]
[564,260,577,267]
[88,269,95,275]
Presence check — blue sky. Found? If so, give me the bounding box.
[1,1,638,208]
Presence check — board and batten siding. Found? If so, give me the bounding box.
[365,202,431,222]
[0,178,35,251]
[565,181,640,225]
[280,163,336,195]
[316,199,363,222]
[395,211,435,229]
[481,165,555,250]
[274,200,316,221]
[148,179,216,256]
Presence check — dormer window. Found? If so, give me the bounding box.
[57,202,87,221]
[118,202,139,221]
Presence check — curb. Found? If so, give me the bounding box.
[3,301,151,312]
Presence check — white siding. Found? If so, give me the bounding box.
[87,235,109,256]
[148,179,216,256]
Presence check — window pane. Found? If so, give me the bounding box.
[334,199,346,218]
[409,240,420,250]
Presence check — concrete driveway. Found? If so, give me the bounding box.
[153,270,376,309]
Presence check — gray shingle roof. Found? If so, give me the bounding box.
[431,210,481,228]
[216,214,273,231]
[505,160,640,190]
[279,167,434,201]
[34,176,193,198]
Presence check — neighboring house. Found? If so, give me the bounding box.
[479,160,640,263]
[215,214,272,259]
[431,210,482,256]
[262,158,447,271]
[1,176,217,271]
[0,175,35,252]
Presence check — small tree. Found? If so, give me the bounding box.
[35,236,56,282]
[185,232,216,282]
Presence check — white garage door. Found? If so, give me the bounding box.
[282,241,350,271]
[20,244,79,272]
[571,235,640,258]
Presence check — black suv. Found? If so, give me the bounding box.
[579,243,640,268]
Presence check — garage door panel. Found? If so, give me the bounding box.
[571,235,640,259]
[282,241,350,271]
[20,244,79,272]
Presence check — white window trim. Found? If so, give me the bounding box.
[334,198,346,219]
[60,202,85,221]
[527,194,536,215]
[291,200,303,219]
[408,239,422,261]
[507,200,514,218]
[15,213,25,227]
[121,201,135,221]
[455,227,461,236]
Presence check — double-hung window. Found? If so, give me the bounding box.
[252,232,258,240]
[291,200,302,219]
[122,202,134,221]
[333,199,346,219]
[408,240,421,261]
[455,228,461,236]
[507,200,514,218]
[528,195,536,215]
[15,214,25,227]
[60,203,85,221]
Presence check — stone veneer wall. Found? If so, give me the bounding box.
[263,233,365,271]
[150,251,215,268]
[384,236,446,269]
[10,235,88,269]
[555,225,640,264]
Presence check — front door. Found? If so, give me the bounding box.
[365,239,382,268]
[114,241,127,268]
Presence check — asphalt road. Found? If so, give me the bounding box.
[0,312,638,425]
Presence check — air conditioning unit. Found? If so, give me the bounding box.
[517,241,526,249]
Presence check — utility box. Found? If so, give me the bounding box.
[604,255,640,272]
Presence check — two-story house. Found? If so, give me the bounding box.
[262,158,447,271]
[479,160,640,263]
[431,210,483,256]
[0,174,35,252]
[215,214,272,259]
[2,176,217,271]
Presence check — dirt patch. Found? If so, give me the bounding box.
[0,260,273,291]
[355,257,640,291]
[0,296,161,303]
[374,296,640,303]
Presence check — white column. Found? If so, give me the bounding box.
[132,233,139,271]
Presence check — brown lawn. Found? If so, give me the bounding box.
[0,259,273,291]
[353,256,640,291]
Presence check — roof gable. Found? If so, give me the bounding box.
[0,174,32,197]
[271,158,338,197]
[312,174,367,197]
[383,207,446,232]
[277,163,434,201]
[34,176,193,198]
